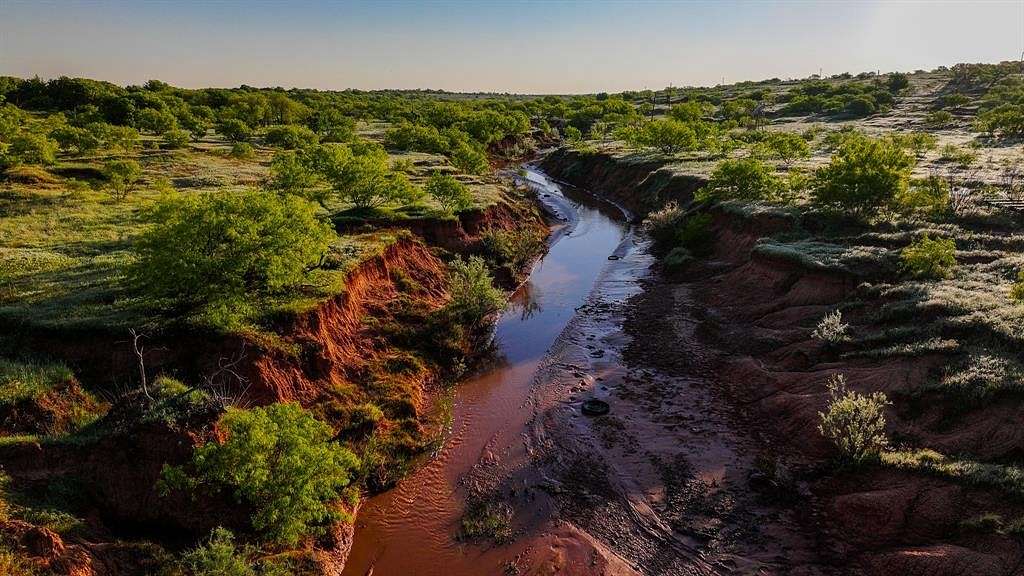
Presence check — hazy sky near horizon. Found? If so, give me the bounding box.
[1,1,1022,94]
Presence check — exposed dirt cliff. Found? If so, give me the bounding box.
[542,148,1024,576]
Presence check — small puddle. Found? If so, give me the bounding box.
[342,166,629,575]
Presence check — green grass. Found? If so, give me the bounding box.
[0,144,502,340]
[881,449,1024,498]
[0,358,74,406]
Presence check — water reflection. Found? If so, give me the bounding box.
[508,281,543,321]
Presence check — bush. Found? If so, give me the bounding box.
[627,119,698,154]
[102,159,143,201]
[451,142,488,175]
[812,135,914,214]
[899,175,949,216]
[425,171,473,214]
[329,148,423,208]
[161,403,359,546]
[1011,270,1024,303]
[162,128,190,149]
[757,131,811,165]
[642,202,685,247]
[900,234,957,279]
[811,310,849,344]
[51,124,102,155]
[132,190,334,312]
[674,213,714,256]
[229,142,255,160]
[444,256,505,326]
[263,124,319,149]
[182,528,254,576]
[481,227,545,271]
[699,157,782,201]
[887,72,910,93]
[218,119,253,143]
[267,150,319,199]
[924,110,954,128]
[4,132,58,167]
[136,108,177,135]
[817,373,890,465]
[938,144,977,168]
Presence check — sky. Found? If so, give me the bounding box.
[1,0,1022,94]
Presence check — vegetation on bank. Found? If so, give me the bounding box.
[614,63,1024,529]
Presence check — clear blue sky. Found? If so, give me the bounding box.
[1,1,1022,93]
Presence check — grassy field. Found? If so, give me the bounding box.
[0,133,503,338]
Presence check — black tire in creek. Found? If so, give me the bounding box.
[581,398,610,416]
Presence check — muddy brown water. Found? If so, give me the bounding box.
[341,167,629,575]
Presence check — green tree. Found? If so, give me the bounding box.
[699,157,782,201]
[425,171,473,214]
[132,190,334,309]
[263,124,319,149]
[812,135,914,214]
[267,150,320,200]
[104,125,140,153]
[103,159,143,201]
[163,404,359,547]
[51,125,102,155]
[217,118,253,143]
[328,148,422,208]
[136,107,177,135]
[668,101,713,122]
[635,119,697,154]
[3,132,58,167]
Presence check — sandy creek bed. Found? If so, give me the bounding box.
[342,167,822,576]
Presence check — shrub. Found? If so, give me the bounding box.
[217,119,253,143]
[924,110,954,128]
[329,149,423,208]
[900,235,957,279]
[1010,270,1024,303]
[425,171,473,214]
[887,72,910,93]
[757,131,811,165]
[892,131,937,158]
[4,132,58,167]
[481,227,545,270]
[642,202,684,247]
[699,157,782,201]
[102,159,143,201]
[628,119,698,154]
[812,135,914,215]
[162,128,190,149]
[938,144,977,168]
[451,142,488,175]
[817,373,890,465]
[812,310,849,344]
[132,190,334,312]
[105,125,140,153]
[181,527,254,576]
[444,256,505,326]
[899,176,950,216]
[161,403,359,546]
[267,150,319,199]
[51,125,102,155]
[263,124,319,149]
[136,108,177,135]
[674,213,714,256]
[229,142,255,160]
